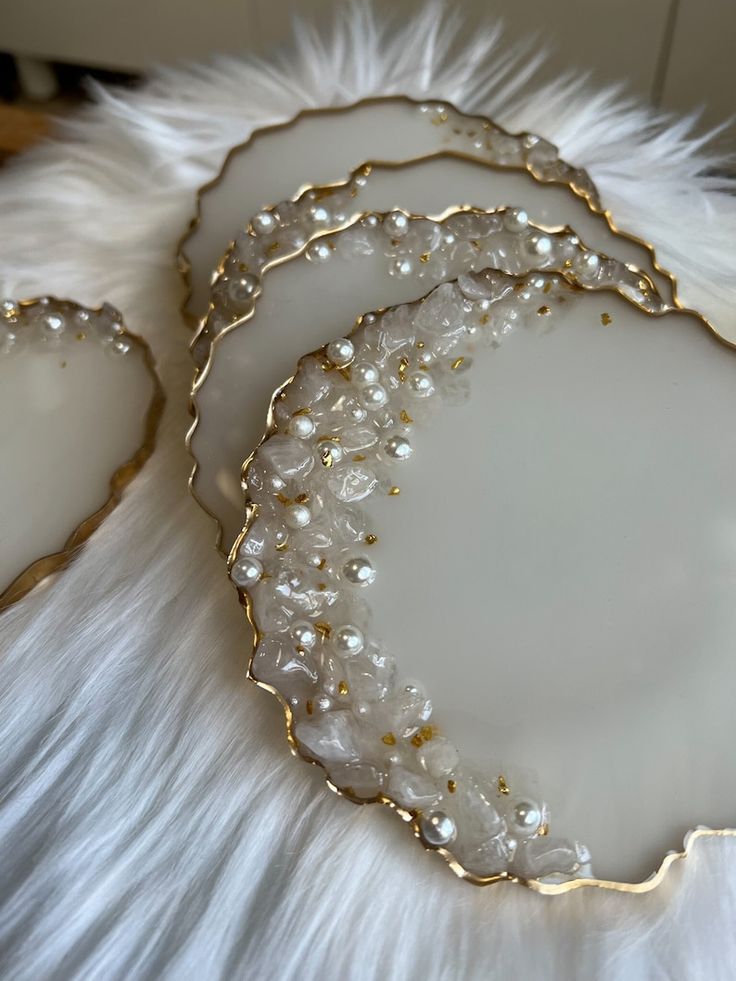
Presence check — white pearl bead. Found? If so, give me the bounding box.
[360,383,388,408]
[287,414,315,439]
[252,210,277,235]
[342,556,376,585]
[109,337,131,356]
[384,435,412,460]
[408,371,435,397]
[350,405,368,422]
[319,442,343,467]
[508,798,542,836]
[351,361,380,385]
[306,240,332,263]
[284,503,312,529]
[41,313,65,335]
[419,810,457,847]
[231,556,263,587]
[573,251,600,280]
[291,620,317,649]
[391,257,414,278]
[503,208,529,232]
[383,210,410,238]
[334,625,364,656]
[528,234,552,256]
[309,204,331,225]
[226,273,259,305]
[326,337,354,367]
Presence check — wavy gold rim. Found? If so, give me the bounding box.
[175,94,709,339]
[0,298,165,613]
[227,268,736,893]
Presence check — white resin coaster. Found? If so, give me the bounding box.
[229,271,736,889]
[189,207,667,552]
[191,154,668,371]
[0,298,164,611]
[180,98,674,328]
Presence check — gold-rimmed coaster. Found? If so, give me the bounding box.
[228,266,736,891]
[187,204,672,554]
[0,297,164,612]
[189,152,675,374]
[178,97,685,336]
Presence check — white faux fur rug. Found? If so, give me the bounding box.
[2,5,736,978]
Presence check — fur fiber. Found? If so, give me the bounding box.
[1,4,735,978]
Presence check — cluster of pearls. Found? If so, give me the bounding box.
[1,297,132,358]
[230,269,594,882]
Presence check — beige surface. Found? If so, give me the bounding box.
[661,0,736,143]
[5,1,733,145]
[0,0,672,98]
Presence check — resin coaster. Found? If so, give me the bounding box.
[188,207,667,552]
[228,271,736,890]
[190,153,667,371]
[0,298,164,611]
[179,97,674,327]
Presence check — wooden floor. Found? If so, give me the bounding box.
[0,102,50,159]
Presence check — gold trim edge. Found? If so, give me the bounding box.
[226,270,736,893]
[0,297,166,614]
